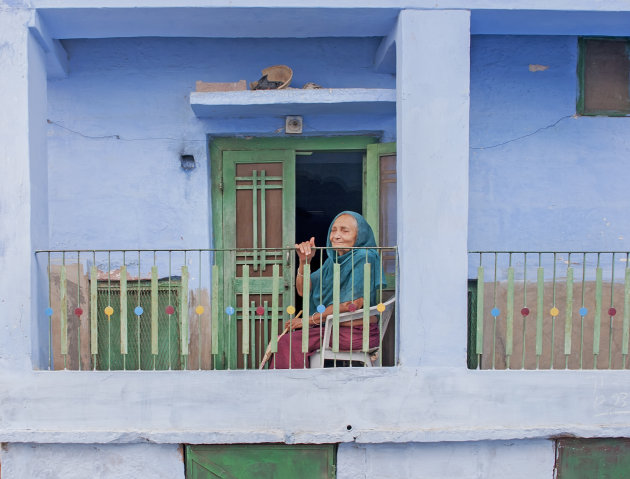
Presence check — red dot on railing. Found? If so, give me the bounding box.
[521,307,530,317]
[609,307,617,317]
[256,306,265,315]
[165,305,175,315]
[74,307,83,317]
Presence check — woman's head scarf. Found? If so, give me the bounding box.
[309,211,384,313]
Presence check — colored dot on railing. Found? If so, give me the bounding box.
[347,302,358,312]
[550,307,559,317]
[134,306,144,316]
[491,307,500,317]
[316,304,326,314]
[74,308,83,317]
[609,307,617,317]
[165,305,175,315]
[579,307,588,317]
[104,306,114,317]
[286,305,296,315]
[521,307,530,317]
[225,306,235,316]
[256,306,265,315]
[376,303,386,313]
[195,305,204,315]
[45,307,54,317]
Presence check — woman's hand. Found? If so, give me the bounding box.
[284,316,305,331]
[295,237,316,264]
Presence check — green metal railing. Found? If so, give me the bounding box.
[469,251,630,370]
[36,247,397,371]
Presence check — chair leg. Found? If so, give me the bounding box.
[309,351,322,368]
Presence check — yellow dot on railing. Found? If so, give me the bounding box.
[195,305,204,315]
[376,303,386,313]
[286,305,296,315]
[550,307,559,317]
[104,306,114,317]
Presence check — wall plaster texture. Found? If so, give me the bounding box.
[0,443,184,479]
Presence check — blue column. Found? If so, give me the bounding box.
[0,8,50,369]
[396,9,471,367]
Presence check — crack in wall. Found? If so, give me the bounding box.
[471,114,574,150]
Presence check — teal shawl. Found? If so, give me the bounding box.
[309,211,384,312]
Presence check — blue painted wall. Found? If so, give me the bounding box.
[47,37,395,251]
[49,35,630,254]
[469,35,630,252]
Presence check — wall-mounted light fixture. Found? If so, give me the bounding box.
[180,154,196,170]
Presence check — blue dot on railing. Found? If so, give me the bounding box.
[226,306,235,316]
[134,306,143,316]
[316,304,326,314]
[579,307,588,317]
[491,307,500,317]
[45,307,53,317]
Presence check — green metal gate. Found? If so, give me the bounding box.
[186,444,336,479]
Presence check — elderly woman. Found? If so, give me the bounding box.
[272,211,384,369]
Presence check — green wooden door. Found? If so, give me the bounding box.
[556,438,630,478]
[221,150,295,369]
[186,444,336,479]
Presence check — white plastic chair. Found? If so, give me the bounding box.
[309,296,395,368]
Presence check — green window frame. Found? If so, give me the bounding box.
[578,37,630,116]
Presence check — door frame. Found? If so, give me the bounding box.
[209,136,380,251]
[209,136,381,368]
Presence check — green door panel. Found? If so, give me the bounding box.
[220,149,295,369]
[557,438,630,478]
[364,142,396,244]
[186,444,336,479]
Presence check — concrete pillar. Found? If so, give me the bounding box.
[0,7,49,370]
[396,9,470,367]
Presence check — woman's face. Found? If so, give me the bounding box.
[329,214,358,254]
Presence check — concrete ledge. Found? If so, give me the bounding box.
[190,89,396,118]
[2,367,630,444]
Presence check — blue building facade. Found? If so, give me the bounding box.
[1,1,630,477]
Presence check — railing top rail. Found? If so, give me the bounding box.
[35,246,399,254]
[469,250,630,254]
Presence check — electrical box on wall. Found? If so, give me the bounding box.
[285,116,303,134]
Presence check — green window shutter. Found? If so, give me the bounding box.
[186,444,336,479]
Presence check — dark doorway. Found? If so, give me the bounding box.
[295,150,364,272]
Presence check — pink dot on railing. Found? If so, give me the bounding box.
[74,308,83,317]
[521,307,530,317]
[347,303,358,312]
[256,306,265,315]
[165,305,175,315]
[609,307,617,316]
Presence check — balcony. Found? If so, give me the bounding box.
[35,247,397,371]
[469,251,630,370]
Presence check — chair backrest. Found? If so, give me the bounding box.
[325,295,396,345]
[375,296,396,340]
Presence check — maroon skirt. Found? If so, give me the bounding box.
[271,323,380,369]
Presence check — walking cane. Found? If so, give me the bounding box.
[259,310,302,369]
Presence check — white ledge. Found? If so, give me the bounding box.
[190,88,396,118]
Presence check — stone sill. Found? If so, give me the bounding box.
[190,88,396,118]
